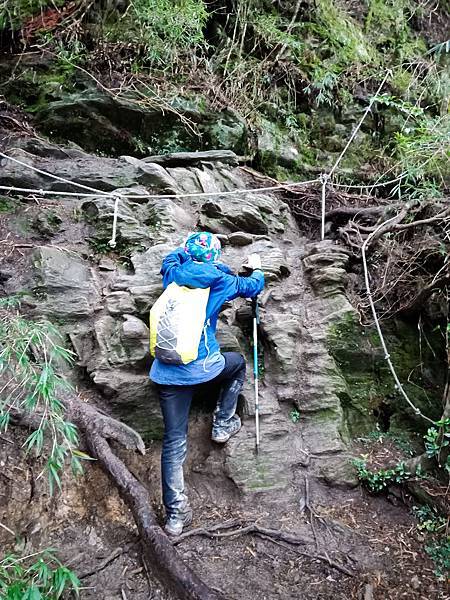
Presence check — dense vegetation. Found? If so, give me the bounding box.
[1,0,449,185]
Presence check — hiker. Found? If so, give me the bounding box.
[150,231,265,536]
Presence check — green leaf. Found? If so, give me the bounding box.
[72,449,95,461]
[22,585,42,600]
[52,566,77,597]
[63,423,79,445]
[32,559,50,586]
[0,410,10,431]
[25,429,44,455]
[47,461,62,496]
[70,456,84,477]
[0,311,90,489]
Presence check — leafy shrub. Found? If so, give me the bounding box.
[424,418,450,474]
[105,0,208,67]
[0,297,90,493]
[0,550,79,599]
[425,539,450,578]
[353,457,410,492]
[413,504,447,533]
[393,115,450,182]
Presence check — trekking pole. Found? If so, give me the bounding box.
[252,296,260,453]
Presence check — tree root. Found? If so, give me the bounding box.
[83,426,224,600]
[173,520,355,577]
[63,393,146,455]
[78,547,124,580]
[404,479,449,515]
[12,394,225,600]
[325,205,392,222]
[400,459,449,516]
[174,521,313,546]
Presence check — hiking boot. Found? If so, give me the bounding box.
[211,415,242,444]
[164,506,193,537]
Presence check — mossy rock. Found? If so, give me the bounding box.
[205,108,248,155]
[255,117,315,177]
[328,312,445,437]
[31,211,62,238]
[1,56,77,115]
[116,404,164,443]
[0,196,19,213]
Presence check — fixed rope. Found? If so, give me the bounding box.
[318,70,393,240]
[1,101,431,426]
[0,68,393,246]
[0,151,114,198]
[0,150,317,248]
[361,211,435,424]
[0,179,320,199]
[0,151,320,199]
[319,173,330,241]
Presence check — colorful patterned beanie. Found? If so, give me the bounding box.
[184,231,221,263]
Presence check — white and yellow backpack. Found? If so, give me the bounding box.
[149,283,210,365]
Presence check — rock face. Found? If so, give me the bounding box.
[1,56,249,157]
[32,247,102,318]
[298,242,357,486]
[2,141,443,499]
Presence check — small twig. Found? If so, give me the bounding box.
[0,521,16,536]
[0,435,14,445]
[364,583,374,600]
[78,547,123,580]
[240,166,305,196]
[64,551,85,568]
[303,475,320,552]
[259,534,355,577]
[305,474,310,510]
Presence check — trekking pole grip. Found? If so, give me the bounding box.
[251,296,260,323]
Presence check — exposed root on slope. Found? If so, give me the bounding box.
[11,392,225,600]
[173,518,355,577]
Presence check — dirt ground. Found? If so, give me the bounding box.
[44,417,450,598]
[1,415,449,600]
[133,416,450,600]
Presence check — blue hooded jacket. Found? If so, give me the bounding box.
[150,247,265,385]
